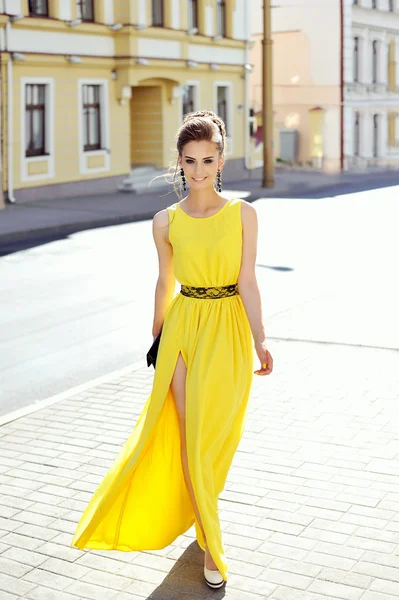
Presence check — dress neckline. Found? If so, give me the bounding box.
[177,198,232,221]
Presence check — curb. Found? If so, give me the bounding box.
[1,173,398,247]
[0,182,346,247]
[0,358,148,427]
[0,212,157,247]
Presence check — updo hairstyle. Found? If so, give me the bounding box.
[177,109,226,158]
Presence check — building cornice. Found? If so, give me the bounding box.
[0,19,246,48]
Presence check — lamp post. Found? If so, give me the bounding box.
[262,0,274,187]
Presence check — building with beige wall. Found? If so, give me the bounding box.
[250,0,399,171]
[0,0,252,204]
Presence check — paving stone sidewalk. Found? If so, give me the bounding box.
[0,338,399,600]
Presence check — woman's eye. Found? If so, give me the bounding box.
[186,160,194,164]
[204,160,213,164]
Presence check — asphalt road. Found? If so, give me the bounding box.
[1,184,398,417]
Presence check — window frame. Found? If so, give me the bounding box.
[188,0,198,31]
[76,0,95,22]
[152,0,164,27]
[78,78,110,175]
[28,0,49,17]
[353,37,360,83]
[82,84,102,152]
[372,40,378,84]
[354,112,360,157]
[373,114,379,157]
[21,77,55,182]
[181,82,200,119]
[214,81,233,154]
[25,84,47,158]
[216,0,226,38]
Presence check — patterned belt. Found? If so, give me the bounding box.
[180,283,239,299]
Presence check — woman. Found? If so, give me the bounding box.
[72,110,273,590]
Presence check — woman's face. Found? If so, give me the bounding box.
[179,140,224,192]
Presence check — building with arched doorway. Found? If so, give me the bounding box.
[0,0,252,204]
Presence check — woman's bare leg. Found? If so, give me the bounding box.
[171,354,218,570]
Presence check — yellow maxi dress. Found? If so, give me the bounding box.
[72,197,254,581]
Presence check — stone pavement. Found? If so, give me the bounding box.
[1,337,399,600]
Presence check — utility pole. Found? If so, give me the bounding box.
[263,0,274,187]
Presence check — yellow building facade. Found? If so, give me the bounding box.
[0,0,251,204]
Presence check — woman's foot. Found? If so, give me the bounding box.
[205,547,218,571]
[204,548,225,589]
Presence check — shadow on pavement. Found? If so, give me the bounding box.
[256,264,295,272]
[146,541,226,600]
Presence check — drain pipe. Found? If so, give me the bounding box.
[6,21,16,203]
[340,0,344,171]
[243,1,250,171]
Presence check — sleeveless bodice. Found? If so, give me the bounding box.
[167,197,242,288]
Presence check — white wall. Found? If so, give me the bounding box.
[4,0,22,15]
[233,0,248,40]
[251,0,341,86]
[251,0,263,35]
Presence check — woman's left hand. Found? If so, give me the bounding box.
[254,341,273,376]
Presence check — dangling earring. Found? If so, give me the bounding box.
[180,168,187,192]
[215,169,222,193]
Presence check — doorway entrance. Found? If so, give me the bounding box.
[130,86,163,168]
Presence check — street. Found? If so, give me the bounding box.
[1,182,398,418]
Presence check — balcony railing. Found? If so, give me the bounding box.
[345,82,390,94]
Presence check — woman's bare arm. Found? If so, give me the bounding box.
[238,201,265,343]
[238,201,273,375]
[152,210,175,338]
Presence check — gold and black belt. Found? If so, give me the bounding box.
[180,283,239,299]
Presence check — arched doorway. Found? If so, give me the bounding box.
[130,78,181,169]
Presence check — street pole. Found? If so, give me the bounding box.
[263,0,274,188]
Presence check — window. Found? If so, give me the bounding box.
[217,86,229,135]
[388,40,396,91]
[28,0,48,16]
[353,37,359,82]
[152,0,164,26]
[354,112,360,156]
[182,86,197,116]
[82,85,102,151]
[388,112,396,147]
[77,0,94,22]
[188,0,198,31]
[372,40,378,83]
[216,0,226,37]
[25,84,47,157]
[373,114,379,157]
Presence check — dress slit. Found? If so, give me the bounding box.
[72,342,193,552]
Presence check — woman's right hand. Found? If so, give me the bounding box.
[254,340,273,376]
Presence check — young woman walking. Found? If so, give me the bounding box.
[72,110,273,590]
